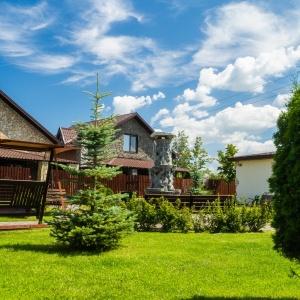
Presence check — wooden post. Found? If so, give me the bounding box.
[38,149,54,224]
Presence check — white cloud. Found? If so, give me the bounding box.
[178,46,300,106]
[193,2,300,67]
[113,91,165,114]
[19,54,76,73]
[156,101,281,154]
[151,108,170,124]
[273,93,291,108]
[68,0,193,91]
[0,1,76,73]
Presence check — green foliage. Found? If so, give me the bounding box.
[217,144,238,182]
[127,196,157,231]
[50,74,133,251]
[190,136,211,190]
[172,131,192,169]
[269,84,300,258]
[127,197,193,233]
[193,199,272,233]
[75,118,117,167]
[49,189,134,250]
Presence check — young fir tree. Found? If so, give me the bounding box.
[190,136,211,191]
[269,84,300,258]
[50,74,134,251]
[217,144,238,182]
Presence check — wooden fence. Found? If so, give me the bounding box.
[0,166,32,180]
[206,179,236,195]
[51,169,193,197]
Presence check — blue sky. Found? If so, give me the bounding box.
[0,0,300,156]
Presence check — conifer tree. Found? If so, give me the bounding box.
[269,84,300,258]
[50,74,134,251]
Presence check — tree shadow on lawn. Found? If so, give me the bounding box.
[183,297,298,300]
[0,243,113,257]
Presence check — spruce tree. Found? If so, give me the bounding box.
[50,74,134,251]
[269,84,300,258]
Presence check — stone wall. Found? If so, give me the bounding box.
[114,118,154,160]
[0,99,51,144]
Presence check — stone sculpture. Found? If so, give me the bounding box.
[146,132,180,194]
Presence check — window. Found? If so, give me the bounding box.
[123,134,138,153]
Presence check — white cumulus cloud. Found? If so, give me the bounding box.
[113,91,166,114]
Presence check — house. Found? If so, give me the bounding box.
[56,112,187,176]
[0,90,61,180]
[232,152,274,200]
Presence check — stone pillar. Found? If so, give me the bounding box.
[146,132,180,195]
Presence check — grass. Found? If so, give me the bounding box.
[0,230,299,299]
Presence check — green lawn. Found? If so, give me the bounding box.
[0,230,299,299]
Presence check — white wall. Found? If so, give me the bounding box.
[236,158,273,200]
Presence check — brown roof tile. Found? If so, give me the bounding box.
[0,149,47,161]
[0,148,77,164]
[107,158,154,169]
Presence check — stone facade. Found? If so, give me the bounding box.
[114,118,154,160]
[0,99,51,144]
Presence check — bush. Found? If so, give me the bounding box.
[126,197,193,233]
[49,189,134,251]
[127,196,157,231]
[244,202,273,232]
[193,198,272,233]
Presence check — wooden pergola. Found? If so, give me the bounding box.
[0,138,62,223]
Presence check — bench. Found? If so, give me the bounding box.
[0,179,47,221]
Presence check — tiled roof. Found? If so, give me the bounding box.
[0,148,77,163]
[59,113,153,145]
[60,127,77,145]
[107,158,154,169]
[0,148,47,161]
[107,158,190,172]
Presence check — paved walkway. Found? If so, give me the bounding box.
[0,221,48,230]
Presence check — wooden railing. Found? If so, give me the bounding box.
[51,170,193,197]
[144,194,234,210]
[0,166,32,180]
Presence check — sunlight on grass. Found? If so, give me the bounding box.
[0,230,299,299]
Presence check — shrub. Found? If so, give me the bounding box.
[193,209,210,233]
[127,196,157,231]
[49,189,134,251]
[174,206,193,233]
[193,198,272,233]
[127,197,193,233]
[244,202,273,232]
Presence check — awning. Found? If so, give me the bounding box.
[0,139,62,152]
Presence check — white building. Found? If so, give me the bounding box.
[233,152,274,200]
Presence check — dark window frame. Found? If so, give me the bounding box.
[123,134,138,153]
